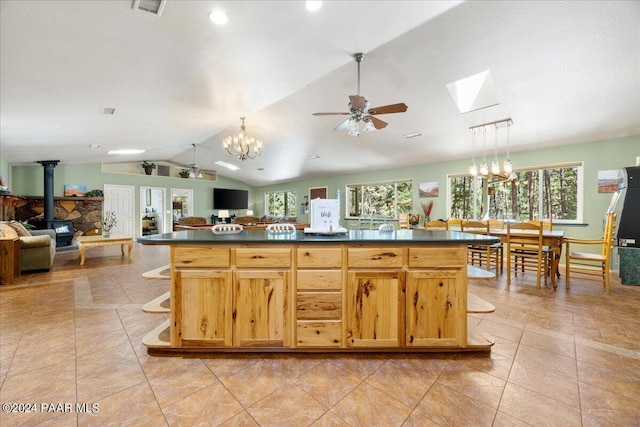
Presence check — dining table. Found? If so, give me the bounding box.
[490,229,565,288]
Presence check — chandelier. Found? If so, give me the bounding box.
[223,117,263,161]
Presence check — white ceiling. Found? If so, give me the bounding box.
[1,0,639,186]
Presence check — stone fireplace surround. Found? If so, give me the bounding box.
[16,196,104,237]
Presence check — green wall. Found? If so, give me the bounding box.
[8,135,640,268]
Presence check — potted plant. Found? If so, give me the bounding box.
[141,161,156,175]
[100,211,117,237]
[179,169,191,178]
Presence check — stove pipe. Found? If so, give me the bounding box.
[37,160,59,221]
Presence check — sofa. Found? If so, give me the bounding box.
[0,222,56,272]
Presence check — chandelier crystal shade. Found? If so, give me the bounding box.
[223,117,263,161]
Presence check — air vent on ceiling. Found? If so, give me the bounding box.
[132,0,166,16]
[157,165,171,177]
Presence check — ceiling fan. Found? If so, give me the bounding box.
[312,53,408,135]
[181,144,215,179]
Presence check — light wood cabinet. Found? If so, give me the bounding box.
[406,270,465,347]
[346,271,405,347]
[171,269,233,347]
[233,270,290,347]
[153,241,490,353]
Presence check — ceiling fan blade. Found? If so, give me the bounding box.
[349,95,366,110]
[312,112,350,116]
[334,118,350,131]
[367,103,408,115]
[368,116,388,129]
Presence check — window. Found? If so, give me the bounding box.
[448,162,583,223]
[265,190,296,217]
[346,180,413,219]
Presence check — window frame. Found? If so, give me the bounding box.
[345,178,413,220]
[264,189,297,218]
[447,162,584,224]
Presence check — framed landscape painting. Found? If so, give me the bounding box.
[419,181,439,197]
[64,184,87,196]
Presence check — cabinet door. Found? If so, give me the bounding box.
[406,270,465,347]
[346,271,404,347]
[172,269,233,347]
[233,271,290,347]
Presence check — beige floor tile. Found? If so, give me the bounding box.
[577,359,640,403]
[220,360,291,407]
[579,382,640,426]
[202,354,263,379]
[247,383,327,426]
[326,354,387,380]
[75,340,137,378]
[508,358,580,408]
[492,411,531,427]
[264,353,325,379]
[77,382,161,426]
[451,351,514,381]
[436,362,506,409]
[162,382,244,426]
[405,382,496,426]
[311,410,351,426]
[293,360,362,408]
[331,382,413,426]
[127,411,169,426]
[147,359,219,408]
[76,360,147,402]
[365,360,438,408]
[520,328,576,358]
[218,410,260,426]
[498,383,582,426]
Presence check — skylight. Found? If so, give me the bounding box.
[446,70,499,114]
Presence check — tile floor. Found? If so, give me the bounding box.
[1,243,640,426]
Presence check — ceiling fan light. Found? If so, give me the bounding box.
[363,120,375,132]
[189,170,195,178]
[348,126,360,136]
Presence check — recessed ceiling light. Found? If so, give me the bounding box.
[89,144,101,149]
[108,149,146,155]
[214,160,239,171]
[305,1,322,11]
[209,9,228,24]
[309,155,320,160]
[403,131,423,139]
[102,107,116,115]
[257,168,265,171]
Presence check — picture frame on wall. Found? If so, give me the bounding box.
[64,184,87,197]
[309,186,328,200]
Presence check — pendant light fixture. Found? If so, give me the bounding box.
[468,128,478,176]
[469,118,513,176]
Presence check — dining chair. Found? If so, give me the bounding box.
[488,219,505,231]
[447,218,463,231]
[397,213,410,229]
[564,211,616,294]
[529,220,557,278]
[461,220,502,274]
[506,221,548,288]
[424,219,449,230]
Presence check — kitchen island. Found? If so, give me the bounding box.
[138,228,500,354]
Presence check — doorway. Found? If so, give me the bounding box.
[140,186,166,235]
[171,188,194,230]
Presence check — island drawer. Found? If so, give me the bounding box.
[296,292,342,320]
[347,247,403,268]
[235,248,291,268]
[408,247,466,268]
[296,320,342,347]
[297,247,342,268]
[297,270,342,291]
[172,247,230,268]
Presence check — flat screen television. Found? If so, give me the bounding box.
[213,188,249,210]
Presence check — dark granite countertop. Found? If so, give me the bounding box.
[137,229,500,245]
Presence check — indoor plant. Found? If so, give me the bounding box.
[141,161,156,175]
[179,169,191,178]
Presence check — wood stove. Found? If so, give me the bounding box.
[29,160,76,247]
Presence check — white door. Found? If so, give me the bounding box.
[104,184,135,237]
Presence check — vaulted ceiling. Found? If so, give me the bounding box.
[1,1,638,186]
